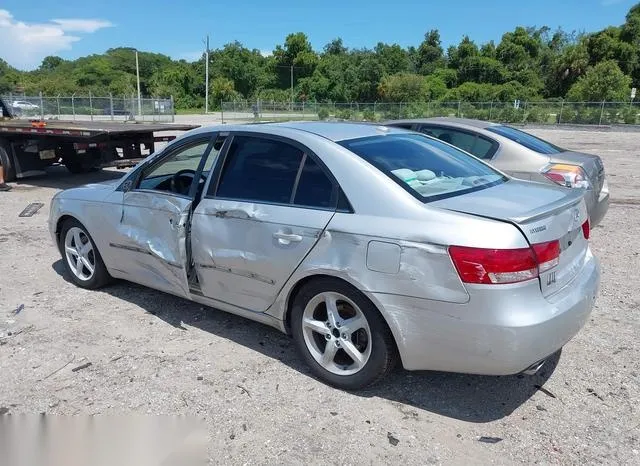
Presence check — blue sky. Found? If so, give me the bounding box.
[0,0,636,70]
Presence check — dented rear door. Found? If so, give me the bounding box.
[189,133,338,312]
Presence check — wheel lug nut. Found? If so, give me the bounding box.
[336,322,341,328]
[335,341,341,347]
[326,321,331,328]
[325,334,331,341]
[341,333,347,340]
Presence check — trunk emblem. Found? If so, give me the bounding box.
[530,225,547,234]
[547,272,557,286]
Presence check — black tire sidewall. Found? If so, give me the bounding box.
[291,278,396,390]
[0,144,16,182]
[58,219,109,289]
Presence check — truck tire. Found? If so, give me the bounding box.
[64,159,98,174]
[62,149,101,174]
[0,141,17,182]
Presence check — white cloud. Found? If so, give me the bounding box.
[51,18,113,33]
[0,9,112,70]
[260,49,273,57]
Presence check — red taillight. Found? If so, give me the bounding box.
[532,240,560,273]
[449,240,560,285]
[543,171,567,186]
[582,219,590,240]
[542,164,590,189]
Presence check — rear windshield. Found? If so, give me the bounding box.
[340,133,506,202]
[487,125,564,154]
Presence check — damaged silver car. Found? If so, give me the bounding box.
[49,122,600,389]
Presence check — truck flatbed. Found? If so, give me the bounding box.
[0,118,199,139]
[0,97,201,181]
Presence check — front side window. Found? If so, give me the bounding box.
[214,136,304,204]
[138,140,211,195]
[487,125,563,154]
[340,133,505,202]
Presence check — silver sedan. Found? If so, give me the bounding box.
[48,122,600,389]
[385,118,610,227]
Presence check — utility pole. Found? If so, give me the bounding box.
[135,50,142,117]
[290,65,294,111]
[204,35,210,114]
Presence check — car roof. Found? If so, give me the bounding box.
[184,121,409,142]
[269,121,409,141]
[388,117,501,130]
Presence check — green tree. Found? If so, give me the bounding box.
[567,60,632,101]
[546,40,589,97]
[0,59,20,93]
[210,77,241,106]
[210,42,272,97]
[374,43,410,74]
[378,73,427,102]
[458,56,507,84]
[448,36,479,69]
[324,38,348,55]
[273,32,318,88]
[39,56,65,72]
[416,30,445,74]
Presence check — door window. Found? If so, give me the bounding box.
[419,126,496,160]
[213,136,304,204]
[138,140,210,195]
[293,156,335,208]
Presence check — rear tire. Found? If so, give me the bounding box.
[58,218,111,289]
[291,277,398,390]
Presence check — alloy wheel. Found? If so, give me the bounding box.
[301,291,372,376]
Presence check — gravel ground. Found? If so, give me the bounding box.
[0,127,638,465]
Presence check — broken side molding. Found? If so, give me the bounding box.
[109,242,183,269]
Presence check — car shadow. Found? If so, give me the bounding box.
[14,166,128,191]
[51,260,558,423]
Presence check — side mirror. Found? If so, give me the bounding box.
[121,179,134,192]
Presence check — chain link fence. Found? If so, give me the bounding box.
[2,93,175,122]
[221,100,640,125]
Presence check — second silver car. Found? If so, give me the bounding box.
[386,118,609,226]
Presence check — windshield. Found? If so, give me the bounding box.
[340,133,506,202]
[487,125,564,154]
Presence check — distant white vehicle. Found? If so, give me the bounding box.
[11,100,39,111]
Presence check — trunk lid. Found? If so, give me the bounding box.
[432,180,589,297]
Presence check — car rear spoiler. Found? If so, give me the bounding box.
[508,188,585,224]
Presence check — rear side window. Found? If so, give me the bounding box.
[214,136,303,204]
[487,125,563,154]
[419,126,496,160]
[293,156,335,208]
[340,133,505,202]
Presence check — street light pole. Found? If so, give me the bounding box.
[135,50,142,117]
[204,35,210,114]
[290,65,294,111]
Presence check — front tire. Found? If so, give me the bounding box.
[291,278,397,390]
[58,218,111,289]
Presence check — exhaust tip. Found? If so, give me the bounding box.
[522,359,546,375]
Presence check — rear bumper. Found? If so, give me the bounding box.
[372,249,600,375]
[586,180,609,227]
